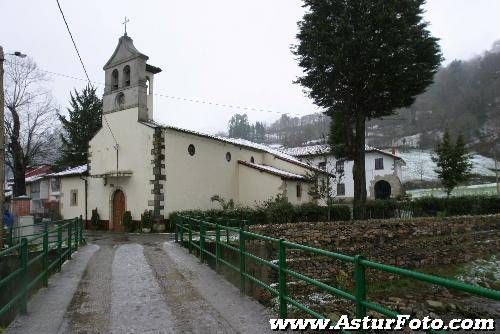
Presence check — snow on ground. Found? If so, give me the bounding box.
[398,149,496,182]
[407,183,498,198]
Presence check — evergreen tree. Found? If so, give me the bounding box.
[57,85,102,168]
[228,113,252,139]
[294,0,441,219]
[432,131,473,196]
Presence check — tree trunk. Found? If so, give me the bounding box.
[352,113,367,220]
[9,107,26,196]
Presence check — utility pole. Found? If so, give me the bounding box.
[0,46,4,249]
[0,47,26,248]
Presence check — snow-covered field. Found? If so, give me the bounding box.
[398,149,496,182]
[407,183,498,198]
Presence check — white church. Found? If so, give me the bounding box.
[57,33,328,231]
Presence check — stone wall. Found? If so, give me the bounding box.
[244,215,500,298]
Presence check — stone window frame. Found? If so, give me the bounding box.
[375,157,384,170]
[111,69,119,90]
[70,189,78,206]
[123,65,131,87]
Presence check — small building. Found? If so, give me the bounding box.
[283,144,406,200]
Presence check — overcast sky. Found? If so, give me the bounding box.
[1,0,499,134]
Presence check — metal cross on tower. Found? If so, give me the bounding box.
[123,17,130,36]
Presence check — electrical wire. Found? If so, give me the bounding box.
[55,0,118,146]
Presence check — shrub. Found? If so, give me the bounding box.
[261,195,296,225]
[91,208,100,228]
[141,210,153,230]
[123,211,133,232]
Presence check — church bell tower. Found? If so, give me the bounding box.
[103,33,162,121]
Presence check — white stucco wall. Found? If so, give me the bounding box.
[60,176,86,219]
[237,165,284,207]
[88,107,154,225]
[303,152,403,199]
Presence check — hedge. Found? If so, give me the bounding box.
[169,202,351,226]
[366,195,500,219]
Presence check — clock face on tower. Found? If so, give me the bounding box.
[115,92,125,109]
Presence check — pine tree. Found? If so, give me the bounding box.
[57,85,102,168]
[432,131,473,196]
[294,0,442,219]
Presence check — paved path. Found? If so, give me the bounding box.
[6,232,274,334]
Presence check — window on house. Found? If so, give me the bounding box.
[375,158,384,170]
[31,182,40,193]
[123,65,131,87]
[318,161,326,170]
[226,152,231,162]
[296,183,302,198]
[112,69,119,90]
[337,183,346,196]
[188,144,195,156]
[70,189,78,206]
[250,156,255,163]
[51,178,60,192]
[146,76,151,95]
[335,160,345,173]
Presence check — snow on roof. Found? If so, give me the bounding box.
[49,165,88,177]
[238,160,310,181]
[141,120,326,173]
[25,175,45,183]
[282,144,404,161]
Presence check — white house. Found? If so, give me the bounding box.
[75,33,327,231]
[283,144,406,200]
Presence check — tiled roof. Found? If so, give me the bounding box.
[48,165,88,177]
[282,144,404,161]
[238,160,310,181]
[140,120,328,173]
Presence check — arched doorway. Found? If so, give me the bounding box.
[112,189,126,232]
[374,180,391,200]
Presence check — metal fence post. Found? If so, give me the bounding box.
[354,255,367,324]
[239,228,246,293]
[57,224,62,271]
[215,223,221,270]
[79,215,84,245]
[20,238,28,314]
[200,220,205,262]
[188,219,192,254]
[174,216,179,243]
[179,217,184,243]
[8,226,13,247]
[67,222,72,260]
[225,218,230,243]
[42,221,49,287]
[278,239,288,318]
[74,219,79,251]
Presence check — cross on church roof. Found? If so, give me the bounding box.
[122,17,130,36]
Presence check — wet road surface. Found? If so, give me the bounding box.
[8,232,274,334]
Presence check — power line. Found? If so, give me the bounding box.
[55,0,90,83]
[55,0,118,146]
[9,61,307,119]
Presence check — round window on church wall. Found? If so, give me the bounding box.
[188,144,195,156]
[226,152,231,162]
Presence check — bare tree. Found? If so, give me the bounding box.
[4,57,58,196]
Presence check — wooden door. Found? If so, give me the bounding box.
[112,190,125,232]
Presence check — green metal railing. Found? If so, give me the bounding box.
[175,215,500,333]
[0,216,85,321]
